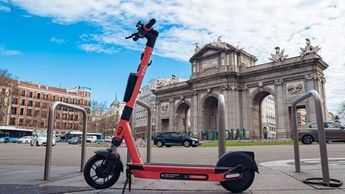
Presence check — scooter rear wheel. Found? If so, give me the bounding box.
[84,155,121,189]
[217,153,255,193]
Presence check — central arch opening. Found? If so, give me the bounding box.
[252,91,276,139]
[203,96,218,131]
[176,103,190,132]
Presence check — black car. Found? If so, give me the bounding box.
[153,132,200,147]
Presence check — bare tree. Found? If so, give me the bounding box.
[89,100,108,132]
[338,102,345,122]
[0,69,17,126]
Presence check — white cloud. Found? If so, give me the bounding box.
[10,0,345,112]
[50,37,67,44]
[79,43,116,54]
[0,5,11,12]
[0,45,22,56]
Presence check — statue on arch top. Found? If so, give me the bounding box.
[300,38,321,58]
[269,46,288,63]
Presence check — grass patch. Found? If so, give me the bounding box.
[199,140,294,147]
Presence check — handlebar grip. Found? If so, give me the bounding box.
[145,18,156,29]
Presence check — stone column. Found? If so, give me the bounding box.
[190,91,199,134]
[168,97,175,131]
[305,74,317,123]
[274,79,288,138]
[240,86,249,134]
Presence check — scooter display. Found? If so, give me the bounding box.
[83,19,258,193]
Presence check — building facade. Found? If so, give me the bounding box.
[154,39,328,139]
[260,95,276,139]
[133,77,186,139]
[8,80,91,136]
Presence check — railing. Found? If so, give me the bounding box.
[291,90,342,187]
[44,102,87,181]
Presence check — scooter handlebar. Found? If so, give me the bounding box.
[126,18,159,48]
[145,19,156,30]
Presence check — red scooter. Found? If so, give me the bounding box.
[83,19,258,193]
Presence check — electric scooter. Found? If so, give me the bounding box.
[83,19,258,193]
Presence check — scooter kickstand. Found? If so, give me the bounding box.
[121,168,132,194]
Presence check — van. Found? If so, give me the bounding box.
[86,136,97,143]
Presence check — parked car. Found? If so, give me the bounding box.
[0,136,11,143]
[153,132,200,147]
[298,121,345,144]
[86,136,97,143]
[55,136,62,142]
[0,137,18,143]
[30,133,56,146]
[68,137,82,144]
[17,136,32,144]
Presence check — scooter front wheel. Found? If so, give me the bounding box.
[217,152,256,193]
[84,155,121,189]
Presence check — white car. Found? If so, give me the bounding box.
[86,136,97,143]
[31,133,56,146]
[17,136,32,144]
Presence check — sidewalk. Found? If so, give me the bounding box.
[0,159,344,194]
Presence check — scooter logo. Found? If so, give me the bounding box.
[141,66,147,76]
[117,127,123,135]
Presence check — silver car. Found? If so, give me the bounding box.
[298,122,345,144]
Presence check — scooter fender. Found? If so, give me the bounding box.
[94,149,124,172]
[217,151,259,173]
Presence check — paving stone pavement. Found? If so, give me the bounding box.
[0,161,344,194]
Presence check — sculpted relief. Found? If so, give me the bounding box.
[161,102,169,114]
[201,58,218,70]
[286,82,304,97]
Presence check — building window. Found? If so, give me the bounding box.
[22,90,26,97]
[21,99,25,105]
[27,109,32,116]
[64,98,68,103]
[36,102,41,107]
[28,100,33,106]
[43,93,48,100]
[71,98,74,104]
[20,108,24,115]
[37,93,41,99]
[59,96,62,101]
[29,91,33,98]
[11,107,17,114]
[41,111,47,118]
[19,118,23,125]
[12,98,18,104]
[10,117,15,125]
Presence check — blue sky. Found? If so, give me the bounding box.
[0,2,190,105]
[1,0,345,113]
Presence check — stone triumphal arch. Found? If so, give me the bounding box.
[154,38,328,138]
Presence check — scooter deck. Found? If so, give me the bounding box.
[127,162,237,182]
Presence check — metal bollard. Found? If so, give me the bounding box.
[290,90,342,187]
[136,99,152,163]
[218,94,226,159]
[44,102,87,181]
